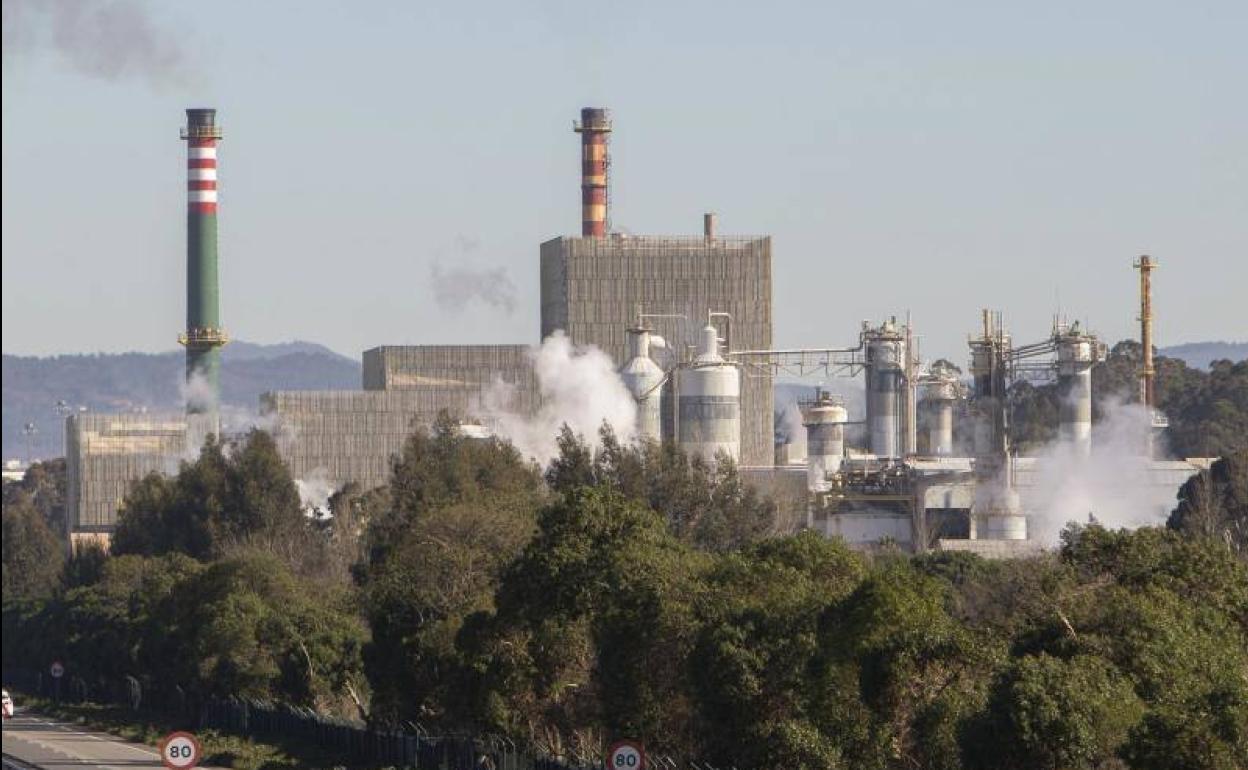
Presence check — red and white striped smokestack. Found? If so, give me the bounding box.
[574,107,612,237]
[186,117,219,214]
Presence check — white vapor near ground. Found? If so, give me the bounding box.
[486,332,636,464]
[1027,398,1175,545]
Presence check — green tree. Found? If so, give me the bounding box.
[361,416,545,726]
[964,653,1143,770]
[461,486,703,755]
[2,457,67,535]
[1168,449,1248,557]
[689,533,864,768]
[112,430,314,565]
[1,494,65,601]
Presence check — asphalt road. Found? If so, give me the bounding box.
[2,712,181,769]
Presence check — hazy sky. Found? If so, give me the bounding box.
[3,0,1245,365]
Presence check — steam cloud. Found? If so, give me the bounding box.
[1026,398,1176,545]
[2,0,196,88]
[295,468,336,518]
[486,332,637,463]
[775,398,807,461]
[430,262,518,315]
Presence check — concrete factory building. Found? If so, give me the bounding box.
[61,105,1215,561]
[540,233,773,465]
[264,345,539,492]
[64,412,187,542]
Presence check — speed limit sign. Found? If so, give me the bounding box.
[160,731,201,769]
[49,661,65,679]
[607,740,646,770]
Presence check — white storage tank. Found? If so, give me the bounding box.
[620,325,666,443]
[919,362,960,457]
[678,324,741,463]
[802,390,847,492]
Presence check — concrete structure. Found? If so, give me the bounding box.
[540,233,773,465]
[620,324,666,442]
[967,313,1026,540]
[363,344,537,412]
[262,344,541,492]
[64,412,187,539]
[1055,324,1099,458]
[801,390,846,492]
[261,391,446,494]
[677,324,741,463]
[573,108,612,237]
[178,108,228,420]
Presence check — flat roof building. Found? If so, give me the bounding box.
[540,233,774,466]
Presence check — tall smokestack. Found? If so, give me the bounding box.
[704,212,717,240]
[178,108,228,418]
[573,107,612,237]
[1135,255,1156,408]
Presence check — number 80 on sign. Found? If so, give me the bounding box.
[160,731,202,769]
[607,740,645,770]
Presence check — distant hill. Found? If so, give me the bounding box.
[1159,342,1248,370]
[2,342,361,461]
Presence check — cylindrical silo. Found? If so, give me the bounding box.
[864,320,905,459]
[620,325,666,443]
[1056,327,1095,458]
[678,325,741,464]
[919,363,960,456]
[802,390,847,492]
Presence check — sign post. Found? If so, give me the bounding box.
[50,660,64,702]
[606,740,646,770]
[160,731,202,769]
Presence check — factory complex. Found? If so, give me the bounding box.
[63,107,1212,556]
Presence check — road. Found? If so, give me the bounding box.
[3,712,183,769]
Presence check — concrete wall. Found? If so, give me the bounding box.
[540,235,773,465]
[261,390,445,494]
[363,345,538,415]
[65,413,187,533]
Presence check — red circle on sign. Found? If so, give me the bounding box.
[160,731,202,769]
[607,740,646,770]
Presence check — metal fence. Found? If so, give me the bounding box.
[3,669,587,770]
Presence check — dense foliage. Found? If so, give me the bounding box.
[4,419,1247,768]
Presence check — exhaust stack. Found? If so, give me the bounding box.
[178,108,228,418]
[1135,255,1156,408]
[573,108,612,237]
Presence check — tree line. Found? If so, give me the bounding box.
[3,416,1248,768]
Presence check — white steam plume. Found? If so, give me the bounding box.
[776,400,807,462]
[2,0,198,88]
[485,332,636,464]
[295,468,336,519]
[1026,398,1176,545]
[178,370,289,460]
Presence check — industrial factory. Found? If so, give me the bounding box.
[63,106,1211,556]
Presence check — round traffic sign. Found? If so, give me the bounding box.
[160,731,201,769]
[607,740,646,770]
[49,661,65,679]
